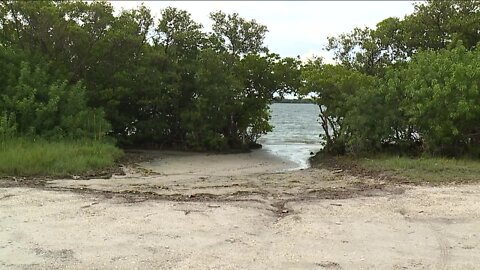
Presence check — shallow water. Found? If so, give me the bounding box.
[257,103,323,169]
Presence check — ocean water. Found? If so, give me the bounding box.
[257,103,323,169]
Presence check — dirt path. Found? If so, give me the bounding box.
[1,152,479,269]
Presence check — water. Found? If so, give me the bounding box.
[257,103,323,169]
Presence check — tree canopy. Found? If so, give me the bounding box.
[0,1,300,151]
[305,0,480,157]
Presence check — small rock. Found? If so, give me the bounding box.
[72,175,80,180]
[330,203,343,207]
[282,209,289,214]
[208,204,221,208]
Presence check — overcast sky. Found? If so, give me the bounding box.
[110,1,417,63]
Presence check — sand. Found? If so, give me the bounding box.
[1,151,480,269]
[139,149,299,176]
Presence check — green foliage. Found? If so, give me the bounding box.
[404,0,480,51]
[210,11,268,56]
[0,111,16,150]
[310,0,480,158]
[344,44,480,156]
[0,46,110,140]
[311,44,480,157]
[400,44,480,155]
[326,0,480,76]
[0,138,123,177]
[0,1,299,151]
[301,58,374,154]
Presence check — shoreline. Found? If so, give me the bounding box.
[139,149,299,177]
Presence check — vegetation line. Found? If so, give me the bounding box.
[1,1,480,177]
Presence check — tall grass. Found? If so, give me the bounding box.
[0,138,123,177]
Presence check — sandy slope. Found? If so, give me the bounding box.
[138,149,299,176]
[1,151,479,269]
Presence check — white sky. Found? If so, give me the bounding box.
[110,1,417,63]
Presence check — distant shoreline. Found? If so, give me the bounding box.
[272,99,316,104]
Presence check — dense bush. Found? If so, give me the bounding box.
[0,1,300,151]
[0,46,110,141]
[400,44,480,156]
[304,0,480,157]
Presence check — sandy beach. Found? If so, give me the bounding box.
[1,151,480,269]
[139,149,299,176]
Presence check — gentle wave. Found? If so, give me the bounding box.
[258,103,323,169]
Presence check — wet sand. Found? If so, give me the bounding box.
[1,151,480,269]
